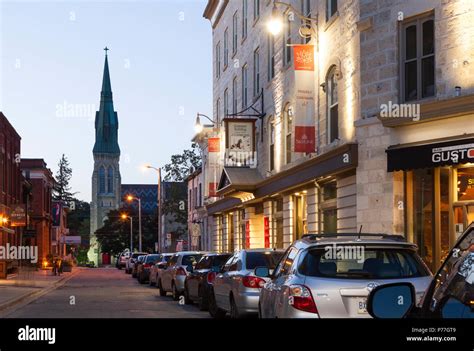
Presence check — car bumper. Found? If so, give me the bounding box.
[235,290,261,314]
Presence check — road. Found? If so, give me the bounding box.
[4,268,209,318]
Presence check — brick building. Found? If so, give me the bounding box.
[21,159,55,265]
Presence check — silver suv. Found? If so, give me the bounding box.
[258,233,432,318]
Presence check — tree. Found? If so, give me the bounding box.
[53,154,77,202]
[163,143,202,182]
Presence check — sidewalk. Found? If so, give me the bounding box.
[0,267,79,313]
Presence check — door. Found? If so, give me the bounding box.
[269,247,298,317]
[214,255,236,309]
[162,255,178,291]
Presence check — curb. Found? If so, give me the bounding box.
[0,269,81,315]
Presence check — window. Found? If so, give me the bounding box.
[99,166,106,194]
[198,183,202,207]
[233,12,238,54]
[216,98,221,125]
[224,88,229,117]
[224,28,229,68]
[253,49,260,97]
[232,77,238,114]
[267,34,275,81]
[269,117,275,171]
[321,181,337,234]
[301,0,312,44]
[401,14,435,102]
[284,14,292,65]
[242,0,248,39]
[242,64,248,108]
[284,104,293,164]
[326,67,339,143]
[253,0,260,21]
[107,166,114,193]
[326,0,337,21]
[189,189,192,211]
[216,41,221,79]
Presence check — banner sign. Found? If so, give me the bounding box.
[245,221,250,249]
[225,119,256,168]
[11,204,27,227]
[264,217,270,248]
[52,202,62,227]
[208,137,220,198]
[293,45,316,153]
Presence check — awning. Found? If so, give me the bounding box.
[217,167,264,198]
[387,135,474,172]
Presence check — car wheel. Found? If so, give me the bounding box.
[158,280,167,297]
[198,285,208,311]
[149,278,155,287]
[258,303,263,319]
[132,271,137,278]
[172,282,180,301]
[138,274,145,284]
[184,284,192,305]
[230,295,241,319]
[208,289,226,319]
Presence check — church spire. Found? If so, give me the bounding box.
[93,47,120,156]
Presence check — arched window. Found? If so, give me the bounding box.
[107,166,114,193]
[99,166,106,194]
[284,104,293,164]
[268,116,275,171]
[326,66,339,143]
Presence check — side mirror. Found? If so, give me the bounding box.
[367,282,415,319]
[254,267,270,278]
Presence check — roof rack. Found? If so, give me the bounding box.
[301,233,408,242]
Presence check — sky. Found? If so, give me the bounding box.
[0,0,212,202]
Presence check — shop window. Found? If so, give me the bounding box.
[272,198,284,248]
[320,181,337,234]
[294,193,307,239]
[401,14,435,102]
[457,167,474,201]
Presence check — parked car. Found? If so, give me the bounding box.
[137,254,160,284]
[125,252,147,274]
[367,223,474,319]
[158,251,205,300]
[149,253,174,287]
[116,250,130,270]
[257,233,432,318]
[183,253,232,310]
[211,249,284,318]
[132,254,147,278]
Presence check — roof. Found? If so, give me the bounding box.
[217,167,264,195]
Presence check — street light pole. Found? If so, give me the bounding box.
[145,165,163,253]
[130,216,133,253]
[138,198,142,252]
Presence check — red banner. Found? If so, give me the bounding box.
[264,217,270,248]
[245,221,250,249]
[293,45,316,154]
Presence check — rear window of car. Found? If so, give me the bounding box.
[299,246,431,279]
[146,255,159,263]
[132,253,146,259]
[182,255,203,268]
[246,252,284,270]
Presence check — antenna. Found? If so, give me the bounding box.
[358,225,363,240]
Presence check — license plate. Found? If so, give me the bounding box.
[357,299,368,314]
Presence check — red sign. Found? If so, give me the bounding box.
[295,126,316,153]
[208,138,220,152]
[264,217,270,248]
[293,45,315,71]
[209,183,218,197]
[245,221,250,249]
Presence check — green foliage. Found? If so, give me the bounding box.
[53,154,77,202]
[163,143,202,182]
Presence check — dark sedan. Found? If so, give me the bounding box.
[137,254,160,284]
[183,253,231,310]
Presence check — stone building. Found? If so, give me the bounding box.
[201,0,474,270]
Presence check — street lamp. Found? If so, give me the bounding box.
[194,113,216,134]
[126,195,142,252]
[267,1,317,38]
[121,213,133,253]
[145,165,162,253]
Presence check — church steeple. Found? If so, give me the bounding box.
[93,47,120,156]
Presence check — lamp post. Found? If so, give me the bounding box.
[194,113,216,134]
[121,214,133,253]
[267,1,317,38]
[126,195,142,252]
[145,165,162,253]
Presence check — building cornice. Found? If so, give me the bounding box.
[203,0,228,29]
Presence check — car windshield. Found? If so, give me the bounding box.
[246,252,284,270]
[299,246,430,279]
[212,255,231,268]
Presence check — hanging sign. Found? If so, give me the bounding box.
[264,217,270,248]
[208,137,220,197]
[293,45,316,153]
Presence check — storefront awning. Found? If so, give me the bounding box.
[387,135,474,172]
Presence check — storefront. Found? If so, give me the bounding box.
[387,135,474,271]
[207,143,358,252]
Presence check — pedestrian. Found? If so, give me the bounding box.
[57,257,63,276]
[52,256,58,276]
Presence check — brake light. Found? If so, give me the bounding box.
[143,263,151,268]
[207,271,216,284]
[242,276,266,289]
[176,267,187,276]
[289,285,318,314]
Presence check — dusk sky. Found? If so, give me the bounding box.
[0,0,212,202]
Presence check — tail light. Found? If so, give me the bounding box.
[143,263,152,268]
[176,267,187,276]
[207,271,216,284]
[242,276,266,289]
[289,285,318,314]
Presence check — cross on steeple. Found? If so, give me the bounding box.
[104,46,109,56]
